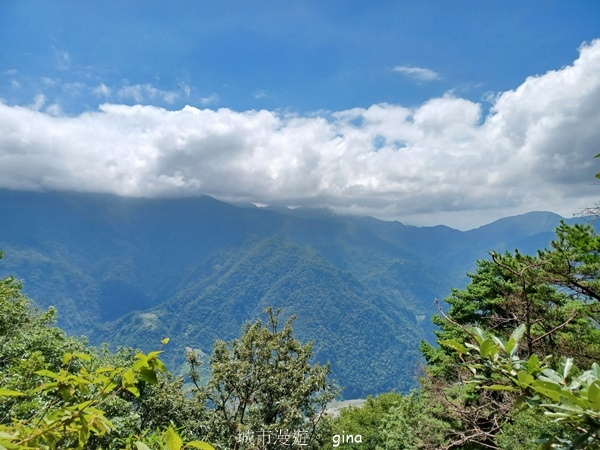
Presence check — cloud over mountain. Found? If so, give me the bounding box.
[1,40,599,228]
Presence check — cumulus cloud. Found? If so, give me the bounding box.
[1,40,599,228]
[392,65,442,81]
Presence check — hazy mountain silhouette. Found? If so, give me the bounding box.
[0,189,586,397]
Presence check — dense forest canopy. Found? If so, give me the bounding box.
[2,213,599,449]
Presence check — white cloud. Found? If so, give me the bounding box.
[1,40,599,229]
[28,94,46,111]
[253,89,270,99]
[93,83,112,98]
[117,84,180,104]
[199,93,219,105]
[179,82,192,98]
[53,48,71,70]
[392,65,441,82]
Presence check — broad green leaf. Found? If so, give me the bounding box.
[149,358,167,373]
[165,426,183,450]
[133,354,149,371]
[35,369,61,380]
[560,357,573,379]
[547,398,584,413]
[138,368,158,385]
[135,442,152,450]
[185,441,216,450]
[484,384,520,392]
[147,350,163,361]
[62,353,74,365]
[75,400,93,411]
[540,369,564,385]
[74,352,91,362]
[439,339,467,354]
[122,368,136,386]
[0,439,20,450]
[555,389,587,409]
[510,324,526,344]
[531,380,562,401]
[78,418,90,447]
[125,385,140,397]
[0,389,25,397]
[588,380,600,410]
[491,335,505,351]
[517,370,534,388]
[472,327,486,345]
[591,362,600,379]
[527,354,540,373]
[505,338,516,357]
[480,339,496,359]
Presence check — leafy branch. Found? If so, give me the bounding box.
[441,325,600,449]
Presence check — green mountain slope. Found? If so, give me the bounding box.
[99,238,422,398]
[0,189,587,397]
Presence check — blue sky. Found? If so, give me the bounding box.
[1,1,599,228]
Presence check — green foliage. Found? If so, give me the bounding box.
[424,245,596,376]
[322,393,403,450]
[444,325,600,449]
[0,254,89,426]
[377,390,450,450]
[106,237,424,399]
[495,408,574,450]
[3,193,598,449]
[0,349,213,450]
[538,221,600,300]
[0,351,165,449]
[122,426,215,450]
[418,221,600,448]
[0,255,213,450]
[322,391,454,450]
[193,307,338,449]
[3,190,565,400]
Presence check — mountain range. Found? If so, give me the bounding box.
[0,189,587,398]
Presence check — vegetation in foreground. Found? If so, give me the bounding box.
[0,260,337,449]
[2,214,599,449]
[2,170,600,449]
[326,219,600,449]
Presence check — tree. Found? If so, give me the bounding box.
[377,390,452,450]
[0,252,213,449]
[322,393,402,450]
[189,308,338,450]
[417,222,600,448]
[422,248,594,373]
[0,251,89,427]
[0,349,215,450]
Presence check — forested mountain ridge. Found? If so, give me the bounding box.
[0,189,586,397]
[99,237,423,398]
